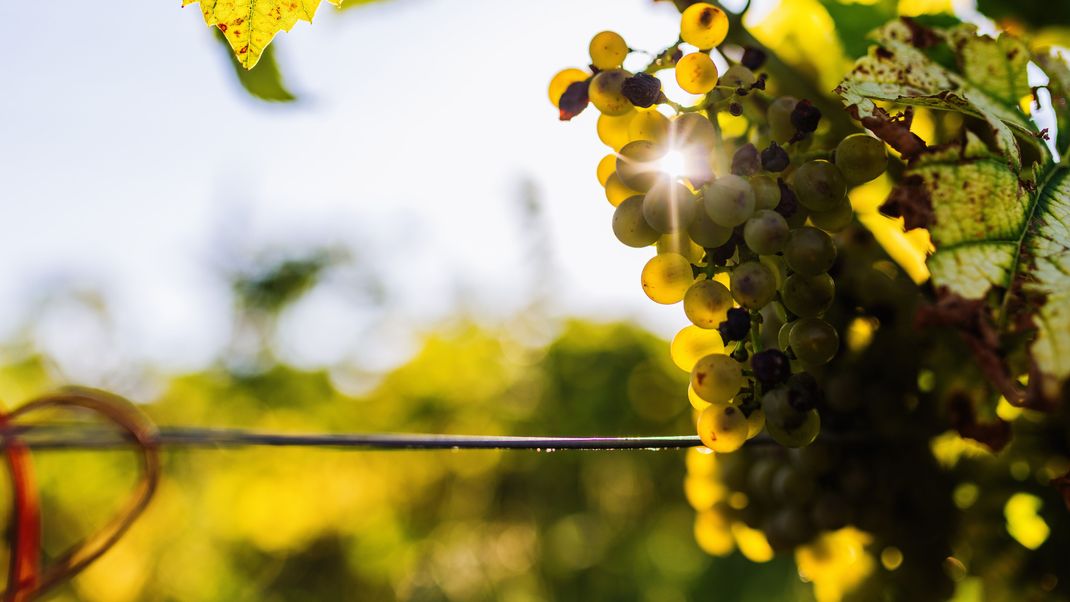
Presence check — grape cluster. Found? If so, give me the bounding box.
[547,3,889,453]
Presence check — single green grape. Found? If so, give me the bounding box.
[684,279,734,329]
[596,153,616,186]
[671,112,718,151]
[643,178,696,233]
[589,69,633,116]
[743,209,789,255]
[720,65,755,88]
[691,353,744,403]
[788,317,839,365]
[793,160,846,212]
[641,253,694,304]
[835,133,888,185]
[657,231,703,263]
[751,174,781,210]
[767,96,798,144]
[808,195,853,232]
[589,31,628,70]
[780,273,835,318]
[680,2,729,50]
[688,197,733,248]
[604,172,640,207]
[767,408,820,447]
[784,227,837,276]
[697,402,748,452]
[616,140,666,191]
[745,407,765,439]
[676,52,719,94]
[778,320,795,351]
[730,261,777,309]
[760,254,788,289]
[612,195,660,248]
[628,110,670,144]
[762,387,820,447]
[703,175,756,227]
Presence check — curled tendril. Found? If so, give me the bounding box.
[0,388,159,602]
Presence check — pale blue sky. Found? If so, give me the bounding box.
[0,0,718,384]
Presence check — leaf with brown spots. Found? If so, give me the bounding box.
[835,19,1041,169]
[184,0,343,69]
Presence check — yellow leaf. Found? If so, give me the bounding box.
[183,0,342,69]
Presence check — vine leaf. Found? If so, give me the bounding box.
[835,19,1038,168]
[184,0,342,70]
[838,19,1070,404]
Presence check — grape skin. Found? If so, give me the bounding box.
[730,261,777,310]
[698,403,748,453]
[605,172,641,207]
[793,160,846,212]
[589,31,628,70]
[617,140,666,191]
[676,52,719,94]
[684,279,734,329]
[703,175,756,227]
[788,317,839,365]
[643,178,696,233]
[835,133,888,185]
[691,353,744,403]
[784,227,837,276]
[780,273,835,318]
[743,209,790,255]
[612,195,660,248]
[680,3,729,50]
[767,96,798,144]
[750,174,781,210]
[688,198,733,248]
[589,69,633,116]
[641,253,694,304]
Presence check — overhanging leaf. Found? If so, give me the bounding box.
[839,19,1070,403]
[835,19,1039,168]
[184,0,342,69]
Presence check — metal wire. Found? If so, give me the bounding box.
[0,425,704,451]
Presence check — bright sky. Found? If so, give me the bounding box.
[0,0,713,383]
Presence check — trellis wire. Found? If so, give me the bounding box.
[0,425,704,451]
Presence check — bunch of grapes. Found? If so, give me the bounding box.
[547,3,889,453]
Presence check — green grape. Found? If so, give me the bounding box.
[596,153,616,186]
[684,279,734,329]
[671,112,718,152]
[690,353,744,403]
[688,198,733,247]
[612,195,660,248]
[743,209,789,255]
[597,111,635,150]
[657,231,703,263]
[767,96,798,143]
[589,31,628,70]
[676,52,719,94]
[720,65,755,88]
[629,110,670,144]
[605,172,640,207]
[750,174,780,210]
[589,69,633,116]
[780,273,834,318]
[745,407,765,439]
[703,175,756,227]
[788,317,839,365]
[772,465,816,504]
[680,2,729,50]
[641,253,694,304]
[784,227,836,276]
[762,388,820,447]
[548,68,588,107]
[793,160,846,212]
[778,320,794,351]
[760,254,787,289]
[617,140,666,191]
[808,195,853,232]
[643,178,696,233]
[835,133,888,185]
[730,261,777,309]
[697,402,748,452]
[767,409,820,447]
